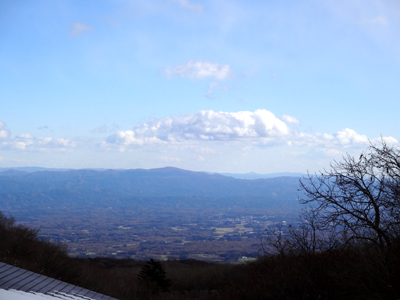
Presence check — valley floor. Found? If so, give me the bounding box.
[6,207,297,262]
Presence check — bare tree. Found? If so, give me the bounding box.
[260,223,292,256]
[369,139,400,214]
[286,208,341,254]
[299,139,400,250]
[260,208,341,256]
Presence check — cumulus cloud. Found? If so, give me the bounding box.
[3,135,75,151]
[306,131,396,158]
[377,136,398,145]
[102,111,397,158]
[165,61,233,80]
[281,114,300,125]
[104,109,291,148]
[171,0,203,12]
[303,129,397,157]
[0,121,75,151]
[69,22,92,38]
[105,130,165,146]
[298,129,370,149]
[335,128,368,145]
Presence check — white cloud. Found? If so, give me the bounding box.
[69,22,92,38]
[98,110,397,161]
[0,121,10,139]
[281,114,300,125]
[4,135,75,151]
[171,0,203,12]
[335,128,369,145]
[165,61,233,80]
[0,122,75,151]
[104,109,291,148]
[377,136,398,145]
[297,129,370,149]
[105,130,165,146]
[103,110,396,155]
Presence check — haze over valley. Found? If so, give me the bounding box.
[0,167,302,261]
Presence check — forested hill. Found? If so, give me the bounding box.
[0,167,302,210]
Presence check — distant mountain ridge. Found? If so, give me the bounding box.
[220,172,305,180]
[0,167,303,210]
[0,167,305,179]
[0,167,72,173]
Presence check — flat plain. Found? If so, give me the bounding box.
[7,207,297,262]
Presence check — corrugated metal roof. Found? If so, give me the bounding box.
[0,262,118,300]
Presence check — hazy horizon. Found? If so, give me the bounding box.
[0,165,305,177]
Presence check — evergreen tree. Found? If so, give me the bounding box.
[137,258,171,293]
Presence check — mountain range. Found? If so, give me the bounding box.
[0,167,304,210]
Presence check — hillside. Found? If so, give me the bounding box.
[0,167,302,210]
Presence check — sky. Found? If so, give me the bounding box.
[0,0,399,173]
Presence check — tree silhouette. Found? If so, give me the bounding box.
[299,139,400,250]
[137,258,171,294]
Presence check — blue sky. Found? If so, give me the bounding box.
[0,0,399,173]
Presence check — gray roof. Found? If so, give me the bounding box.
[0,262,118,300]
